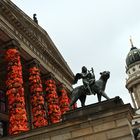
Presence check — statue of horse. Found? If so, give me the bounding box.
[70,71,110,107]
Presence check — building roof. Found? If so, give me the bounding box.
[126,46,140,67]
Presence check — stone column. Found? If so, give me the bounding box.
[57,83,70,115]
[28,59,48,128]
[4,40,29,135]
[44,73,61,124]
[133,86,140,108]
[130,91,137,109]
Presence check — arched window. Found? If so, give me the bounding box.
[132,68,136,72]
[0,122,3,137]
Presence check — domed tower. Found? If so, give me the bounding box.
[126,38,140,109]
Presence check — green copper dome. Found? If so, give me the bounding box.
[126,47,140,67]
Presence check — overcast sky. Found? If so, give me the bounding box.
[11,0,140,107]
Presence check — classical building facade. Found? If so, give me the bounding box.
[0,0,138,140]
[126,40,140,109]
[125,39,140,139]
[0,0,74,137]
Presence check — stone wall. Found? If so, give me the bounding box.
[1,97,135,140]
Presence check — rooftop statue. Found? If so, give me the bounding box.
[70,66,110,107]
[33,14,38,24]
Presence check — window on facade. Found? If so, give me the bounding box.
[133,68,136,72]
[0,91,6,113]
[0,121,8,137]
[0,122,3,137]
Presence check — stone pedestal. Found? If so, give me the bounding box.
[1,97,135,140]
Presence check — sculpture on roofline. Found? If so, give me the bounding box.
[70,66,110,107]
[33,14,38,24]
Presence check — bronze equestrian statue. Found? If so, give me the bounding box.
[70,66,110,107]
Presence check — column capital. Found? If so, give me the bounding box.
[42,72,56,81]
[57,82,66,89]
[27,58,40,68]
[3,39,20,50]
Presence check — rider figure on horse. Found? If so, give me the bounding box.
[81,66,95,95]
[71,67,110,107]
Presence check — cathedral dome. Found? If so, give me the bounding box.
[126,46,140,67]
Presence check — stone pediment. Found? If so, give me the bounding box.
[0,0,74,87]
